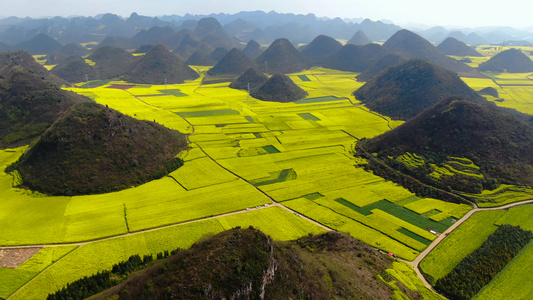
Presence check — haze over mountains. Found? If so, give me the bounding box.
[2,7,533,300]
[1,10,532,53]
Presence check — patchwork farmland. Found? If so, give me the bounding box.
[1,60,533,299]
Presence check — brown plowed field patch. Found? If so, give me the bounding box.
[0,247,42,268]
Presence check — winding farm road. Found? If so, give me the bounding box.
[112,87,533,295]
[406,199,533,292]
[0,88,332,252]
[4,81,533,299]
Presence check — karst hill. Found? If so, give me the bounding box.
[255,38,307,74]
[250,73,307,102]
[300,34,342,64]
[383,29,474,74]
[12,102,188,196]
[347,30,372,45]
[124,44,199,84]
[359,98,533,193]
[229,67,268,91]
[479,48,533,72]
[93,228,420,300]
[354,59,484,120]
[0,66,89,148]
[207,48,256,76]
[437,37,482,57]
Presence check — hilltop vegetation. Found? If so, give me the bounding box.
[207,48,255,76]
[51,57,96,83]
[250,74,307,102]
[347,30,372,45]
[45,43,90,65]
[479,48,533,72]
[356,53,406,82]
[478,86,499,98]
[85,46,138,80]
[437,37,482,57]
[92,228,420,300]
[301,34,342,64]
[324,43,387,72]
[172,33,208,59]
[0,66,88,148]
[354,59,484,120]
[0,50,66,86]
[229,67,268,90]
[242,39,262,59]
[185,49,216,66]
[52,44,199,84]
[256,38,307,74]
[12,102,188,195]
[358,98,533,194]
[15,33,62,55]
[436,225,532,300]
[383,29,474,74]
[208,47,229,62]
[124,44,198,84]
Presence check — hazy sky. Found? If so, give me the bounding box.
[2,0,532,28]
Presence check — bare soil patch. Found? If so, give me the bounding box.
[0,247,42,268]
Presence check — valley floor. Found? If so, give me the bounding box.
[1,66,533,299]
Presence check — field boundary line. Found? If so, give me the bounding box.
[7,245,79,300]
[409,199,533,293]
[347,97,394,130]
[296,197,423,254]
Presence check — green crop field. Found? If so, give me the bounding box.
[421,204,533,298]
[385,261,446,300]
[419,210,506,284]
[472,241,533,300]
[403,198,471,222]
[0,246,77,299]
[2,66,508,297]
[466,204,533,299]
[8,207,324,299]
[283,197,420,260]
[461,184,533,207]
[494,204,533,230]
[462,71,533,115]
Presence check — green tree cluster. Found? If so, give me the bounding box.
[435,225,532,299]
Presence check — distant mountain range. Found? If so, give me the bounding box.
[1,10,531,49]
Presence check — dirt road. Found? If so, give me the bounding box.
[407,199,533,292]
